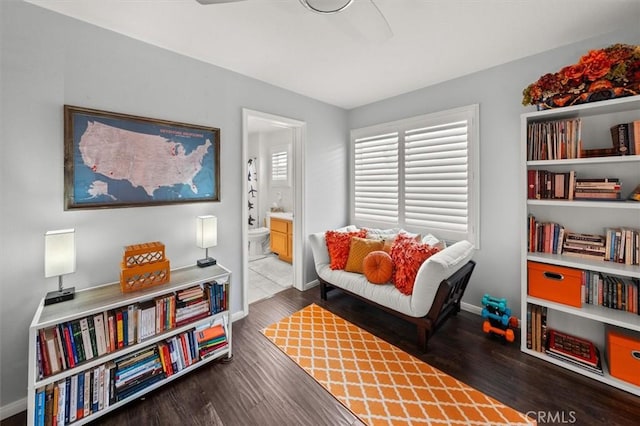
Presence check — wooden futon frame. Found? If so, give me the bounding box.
[320,260,476,352]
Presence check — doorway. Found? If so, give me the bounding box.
[242,109,306,314]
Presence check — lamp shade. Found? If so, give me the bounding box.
[44,229,76,278]
[196,216,217,249]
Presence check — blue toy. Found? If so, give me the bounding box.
[481,293,518,342]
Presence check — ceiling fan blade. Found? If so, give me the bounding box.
[195,0,247,4]
[330,0,393,43]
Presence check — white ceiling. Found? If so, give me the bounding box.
[25,0,640,110]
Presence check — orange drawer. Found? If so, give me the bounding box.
[528,261,582,308]
[607,328,640,387]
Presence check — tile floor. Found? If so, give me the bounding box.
[248,254,293,304]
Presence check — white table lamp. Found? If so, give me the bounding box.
[196,215,217,267]
[44,228,76,305]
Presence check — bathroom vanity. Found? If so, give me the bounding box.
[269,213,293,263]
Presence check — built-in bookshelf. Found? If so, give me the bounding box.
[520,95,640,397]
[27,264,232,426]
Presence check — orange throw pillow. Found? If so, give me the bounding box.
[325,229,367,270]
[345,237,384,273]
[363,251,393,284]
[390,234,440,295]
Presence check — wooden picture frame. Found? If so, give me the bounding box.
[64,105,220,209]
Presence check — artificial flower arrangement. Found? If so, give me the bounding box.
[522,43,640,109]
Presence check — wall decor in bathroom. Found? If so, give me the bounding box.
[63,105,220,209]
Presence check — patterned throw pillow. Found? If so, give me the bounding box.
[390,233,440,295]
[325,229,368,270]
[345,237,384,273]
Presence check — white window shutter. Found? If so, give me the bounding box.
[353,132,399,224]
[404,120,469,237]
[271,151,288,181]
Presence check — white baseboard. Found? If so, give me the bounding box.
[232,310,247,322]
[303,279,319,291]
[1,397,26,421]
[461,301,482,316]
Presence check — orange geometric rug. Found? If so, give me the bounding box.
[262,304,535,426]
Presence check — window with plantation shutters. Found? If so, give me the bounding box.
[351,105,479,246]
[271,150,288,182]
[270,144,291,187]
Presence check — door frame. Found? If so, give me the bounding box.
[241,109,306,315]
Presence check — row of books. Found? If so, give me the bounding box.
[526,217,640,266]
[562,232,607,261]
[36,281,229,379]
[611,120,640,156]
[526,304,548,353]
[527,171,624,200]
[527,118,582,160]
[34,320,228,426]
[526,304,603,375]
[582,270,640,314]
[526,218,565,255]
[604,228,640,265]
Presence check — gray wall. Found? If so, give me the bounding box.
[2,0,639,415]
[349,28,640,321]
[0,0,348,411]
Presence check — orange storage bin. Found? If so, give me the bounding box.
[123,241,165,267]
[607,327,640,387]
[528,261,582,308]
[120,259,170,293]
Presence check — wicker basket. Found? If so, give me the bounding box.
[120,241,170,293]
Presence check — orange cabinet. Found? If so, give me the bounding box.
[270,217,292,263]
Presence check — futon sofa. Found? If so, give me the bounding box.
[309,228,476,351]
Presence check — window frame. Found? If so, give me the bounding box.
[350,104,480,247]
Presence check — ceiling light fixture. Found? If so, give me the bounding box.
[299,0,354,14]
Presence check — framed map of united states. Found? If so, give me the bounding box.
[64,105,220,209]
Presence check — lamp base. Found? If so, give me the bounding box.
[44,287,75,306]
[197,257,217,268]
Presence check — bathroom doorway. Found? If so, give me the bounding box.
[241,109,306,313]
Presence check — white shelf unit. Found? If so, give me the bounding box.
[520,95,640,397]
[27,264,232,426]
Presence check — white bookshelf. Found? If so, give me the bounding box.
[27,264,232,425]
[520,95,640,397]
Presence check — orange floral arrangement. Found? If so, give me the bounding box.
[522,43,640,108]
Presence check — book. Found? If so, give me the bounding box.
[80,318,94,360]
[628,184,640,202]
[69,374,78,423]
[93,313,108,356]
[44,383,54,426]
[43,328,61,375]
[35,387,45,426]
[71,320,86,364]
[547,329,599,367]
[632,120,640,156]
[88,316,99,361]
[127,305,136,346]
[545,350,604,375]
[611,123,630,155]
[116,310,124,349]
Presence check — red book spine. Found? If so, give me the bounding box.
[62,325,76,368]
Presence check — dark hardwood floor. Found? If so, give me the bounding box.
[4,286,639,425]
